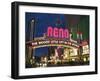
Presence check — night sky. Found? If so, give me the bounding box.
[25,12,67,38]
[25,12,89,57]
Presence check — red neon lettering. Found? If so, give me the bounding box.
[47,26,53,37]
[54,27,58,38]
[64,29,69,38]
[59,28,63,38]
[47,26,69,39]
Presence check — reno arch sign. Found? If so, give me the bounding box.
[47,26,70,39]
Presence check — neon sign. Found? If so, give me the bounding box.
[31,40,79,48]
[47,26,70,39]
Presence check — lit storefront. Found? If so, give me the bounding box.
[82,41,89,62]
[63,47,79,62]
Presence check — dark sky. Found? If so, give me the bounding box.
[25,12,67,38]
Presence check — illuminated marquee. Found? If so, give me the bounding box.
[30,40,80,48]
[47,26,70,39]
